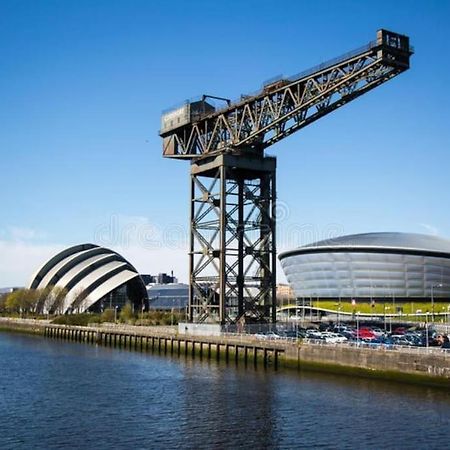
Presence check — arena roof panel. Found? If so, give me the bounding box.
[29,243,147,314]
[279,232,450,259]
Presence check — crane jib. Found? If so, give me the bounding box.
[160,29,412,159]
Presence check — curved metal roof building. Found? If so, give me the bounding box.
[29,244,148,314]
[279,233,450,300]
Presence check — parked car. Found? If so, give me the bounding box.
[392,326,407,335]
[306,330,323,340]
[391,336,413,346]
[321,332,348,343]
[355,328,376,340]
[371,327,386,338]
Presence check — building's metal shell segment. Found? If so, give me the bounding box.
[29,244,147,313]
[279,233,450,299]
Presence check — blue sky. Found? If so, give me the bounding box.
[1,0,449,285]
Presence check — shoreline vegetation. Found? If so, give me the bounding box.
[0,309,182,327]
[2,287,449,324]
[0,288,182,326]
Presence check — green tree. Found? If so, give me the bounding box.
[5,289,36,316]
[0,293,6,313]
[119,302,135,323]
[4,291,20,313]
[100,308,115,323]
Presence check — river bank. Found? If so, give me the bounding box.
[1,317,449,388]
[3,329,449,449]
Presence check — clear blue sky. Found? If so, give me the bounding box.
[1,0,449,285]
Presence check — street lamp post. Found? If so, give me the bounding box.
[356,311,360,345]
[385,306,391,332]
[372,284,378,322]
[430,283,443,322]
[114,305,118,323]
[392,289,395,320]
[302,297,305,328]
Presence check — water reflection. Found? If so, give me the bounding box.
[181,362,276,449]
[0,332,449,450]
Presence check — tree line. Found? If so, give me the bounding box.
[0,286,89,316]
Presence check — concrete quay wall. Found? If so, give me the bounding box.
[0,318,449,387]
[0,317,49,335]
[284,342,450,385]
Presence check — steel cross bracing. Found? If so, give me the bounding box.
[160,29,412,325]
[161,30,412,158]
[189,155,276,324]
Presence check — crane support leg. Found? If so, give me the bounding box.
[189,153,276,324]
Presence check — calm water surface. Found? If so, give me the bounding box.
[0,332,449,449]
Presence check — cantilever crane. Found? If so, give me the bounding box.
[159,29,413,325]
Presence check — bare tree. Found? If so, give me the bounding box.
[48,286,68,315]
[70,287,89,313]
[34,287,53,314]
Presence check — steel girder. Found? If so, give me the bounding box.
[161,30,412,158]
[189,154,276,324]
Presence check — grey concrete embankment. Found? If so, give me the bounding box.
[0,317,50,334]
[284,341,450,386]
[1,318,449,388]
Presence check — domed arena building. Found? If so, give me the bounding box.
[279,233,450,301]
[29,244,148,314]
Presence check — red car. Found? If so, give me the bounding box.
[356,327,376,339]
[392,327,407,335]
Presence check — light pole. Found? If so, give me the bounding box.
[356,311,360,345]
[430,283,443,322]
[385,306,391,332]
[337,287,343,328]
[372,284,379,322]
[302,296,305,328]
[447,305,450,326]
[392,288,396,320]
[114,305,118,323]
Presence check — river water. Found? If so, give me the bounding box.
[0,332,449,450]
